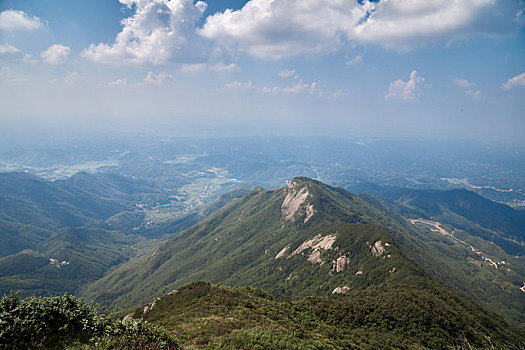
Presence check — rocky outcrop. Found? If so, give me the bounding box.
[333,254,351,272]
[307,250,323,265]
[292,234,336,256]
[304,203,316,223]
[281,181,316,223]
[275,246,290,259]
[332,285,350,294]
[369,240,386,256]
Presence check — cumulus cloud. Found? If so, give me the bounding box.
[333,90,345,98]
[453,78,476,88]
[40,44,71,65]
[109,78,128,85]
[385,70,424,101]
[82,0,207,65]
[200,0,523,59]
[200,0,352,59]
[64,71,83,84]
[502,72,525,90]
[0,9,44,31]
[278,69,296,78]
[49,71,83,84]
[263,80,322,95]
[180,63,207,73]
[210,62,237,72]
[220,80,254,91]
[143,71,174,85]
[465,89,482,100]
[0,44,19,54]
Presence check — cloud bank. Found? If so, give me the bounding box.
[0,10,44,31]
[200,0,522,59]
[81,0,524,64]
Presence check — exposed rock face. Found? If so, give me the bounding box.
[332,285,350,294]
[304,203,316,223]
[520,282,525,293]
[370,240,386,256]
[355,270,363,275]
[282,182,309,221]
[281,181,316,223]
[307,250,323,265]
[122,314,133,323]
[275,246,290,259]
[333,254,351,272]
[144,297,160,315]
[292,234,336,256]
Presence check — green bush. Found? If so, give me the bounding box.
[0,292,179,350]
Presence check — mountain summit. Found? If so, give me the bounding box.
[82,177,440,307]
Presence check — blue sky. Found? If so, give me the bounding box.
[0,0,524,141]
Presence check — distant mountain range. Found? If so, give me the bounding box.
[1,172,524,347]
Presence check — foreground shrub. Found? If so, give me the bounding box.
[0,292,178,350]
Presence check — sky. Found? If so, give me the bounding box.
[0,0,524,141]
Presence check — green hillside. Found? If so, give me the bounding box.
[82,177,525,328]
[129,281,524,349]
[81,178,423,308]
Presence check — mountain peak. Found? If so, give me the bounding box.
[282,178,316,223]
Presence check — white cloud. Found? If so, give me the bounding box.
[64,71,83,84]
[502,72,525,90]
[200,0,352,59]
[453,78,476,88]
[210,62,237,72]
[180,63,207,73]
[49,71,83,84]
[82,0,207,65]
[22,53,38,64]
[40,44,71,65]
[109,78,128,85]
[0,10,44,31]
[345,55,363,66]
[333,90,345,98]
[263,79,322,95]
[465,89,482,100]
[180,62,237,73]
[143,71,174,85]
[278,69,296,78]
[0,44,19,54]
[200,0,522,59]
[220,80,254,91]
[385,70,424,101]
[350,0,518,51]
